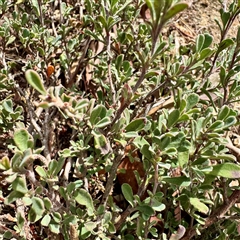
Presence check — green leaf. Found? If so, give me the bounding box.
[208,120,224,131]
[124,131,139,138]
[186,93,199,111]
[12,177,28,194]
[21,197,32,207]
[162,3,189,23]
[49,223,60,234]
[84,221,97,232]
[93,131,111,154]
[217,105,230,120]
[95,116,111,128]
[75,99,89,110]
[25,69,47,96]
[151,198,165,212]
[3,99,13,113]
[35,166,47,178]
[223,116,237,129]
[217,38,234,53]
[202,33,213,49]
[167,109,180,128]
[125,118,146,132]
[5,191,24,205]
[123,234,135,240]
[114,0,132,15]
[48,160,58,176]
[196,34,205,52]
[52,156,66,176]
[209,163,240,178]
[121,183,134,207]
[115,54,124,71]
[31,197,45,216]
[208,154,236,162]
[14,129,30,152]
[151,41,167,60]
[141,144,153,160]
[0,156,11,170]
[43,197,52,210]
[200,88,217,111]
[199,48,214,61]
[220,66,226,85]
[51,212,62,223]
[145,0,163,23]
[3,230,13,239]
[31,0,40,17]
[11,152,23,172]
[189,197,209,214]
[41,214,51,227]
[153,135,170,150]
[89,105,107,126]
[136,205,155,217]
[74,188,94,216]
[163,176,191,186]
[103,211,112,225]
[178,151,189,168]
[97,15,107,29]
[220,11,230,28]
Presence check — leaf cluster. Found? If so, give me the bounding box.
[1,0,240,240]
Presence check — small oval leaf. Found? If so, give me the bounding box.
[121,183,134,207]
[74,189,94,216]
[14,129,30,152]
[189,197,209,214]
[25,69,47,96]
[125,118,146,132]
[210,163,240,178]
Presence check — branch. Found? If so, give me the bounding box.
[181,190,240,240]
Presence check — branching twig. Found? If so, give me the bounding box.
[226,136,240,161]
[181,190,240,240]
[0,223,20,239]
[101,148,125,208]
[16,198,32,239]
[43,109,52,163]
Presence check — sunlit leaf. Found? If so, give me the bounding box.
[162,3,189,23]
[25,70,47,96]
[209,163,240,178]
[12,177,28,194]
[167,109,180,128]
[14,129,30,152]
[189,197,209,214]
[122,183,134,207]
[74,189,94,216]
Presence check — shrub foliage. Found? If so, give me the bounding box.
[1,0,240,239]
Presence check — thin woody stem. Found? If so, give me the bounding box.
[181,190,240,240]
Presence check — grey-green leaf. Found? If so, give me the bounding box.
[209,163,240,178]
[31,197,45,216]
[162,3,189,23]
[25,69,47,96]
[125,118,146,132]
[167,109,180,128]
[12,177,28,194]
[186,93,199,111]
[90,105,107,126]
[14,129,30,152]
[74,189,94,216]
[189,197,209,214]
[121,183,134,207]
[41,214,51,227]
